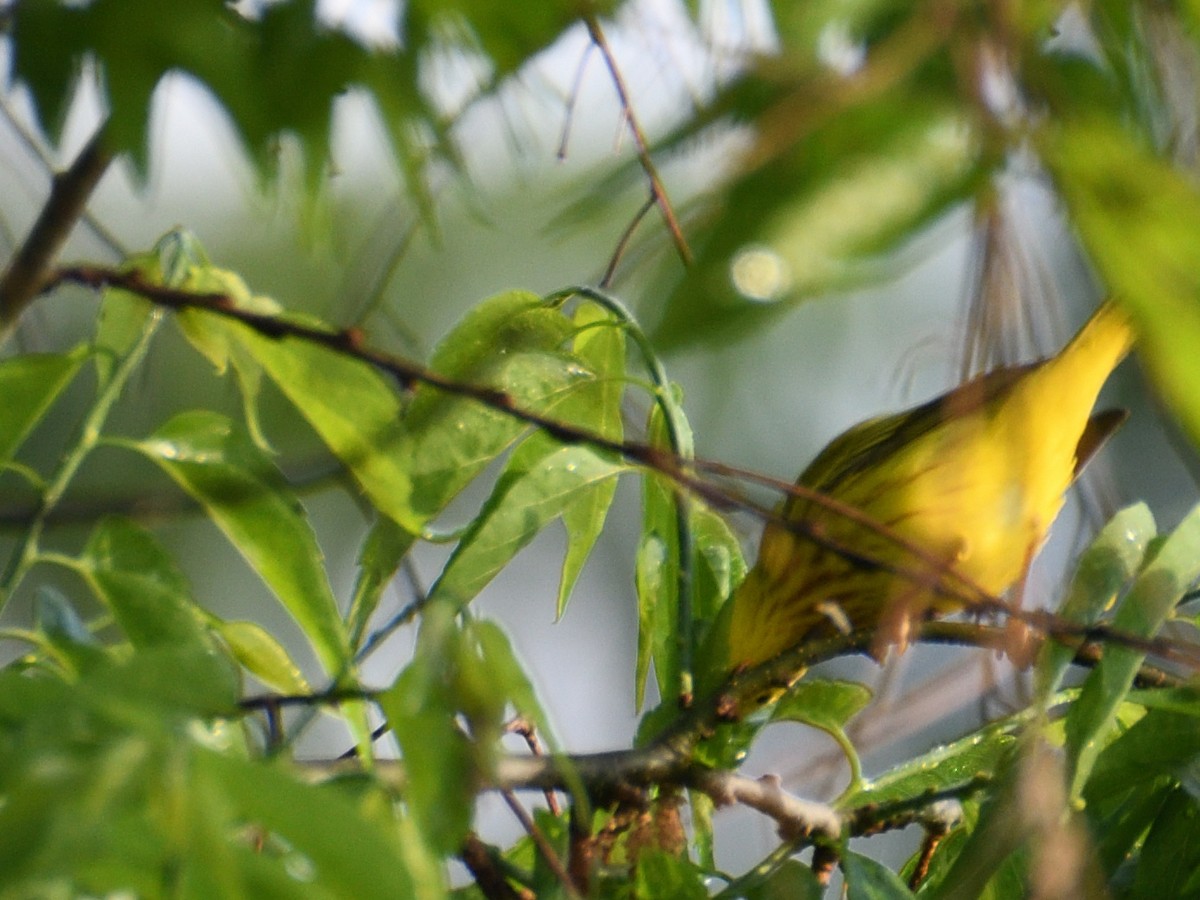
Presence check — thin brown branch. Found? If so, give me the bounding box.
[0,125,112,341]
[502,790,581,899]
[584,16,693,269]
[601,193,655,288]
[461,833,533,900]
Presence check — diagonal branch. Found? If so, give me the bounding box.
[0,124,113,342]
[585,16,693,277]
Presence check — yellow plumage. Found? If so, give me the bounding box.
[729,302,1134,668]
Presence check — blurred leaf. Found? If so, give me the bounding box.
[632,850,708,899]
[635,389,695,710]
[1046,118,1200,446]
[93,288,155,384]
[199,748,440,899]
[844,850,915,899]
[1036,503,1154,698]
[470,619,553,742]
[127,410,349,673]
[214,619,310,694]
[11,0,442,186]
[382,605,476,857]
[1065,502,1200,797]
[743,858,823,899]
[1129,786,1200,898]
[1085,709,1200,804]
[656,94,980,346]
[0,348,86,464]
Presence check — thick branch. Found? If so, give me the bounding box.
[0,126,112,341]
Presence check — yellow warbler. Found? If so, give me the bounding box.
[729,301,1134,669]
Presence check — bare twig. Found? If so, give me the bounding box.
[502,790,581,899]
[0,125,112,341]
[584,16,693,270]
[461,833,533,900]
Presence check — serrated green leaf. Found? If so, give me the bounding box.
[844,850,915,899]
[126,410,349,674]
[1066,502,1200,798]
[214,619,310,694]
[1036,503,1154,698]
[0,348,86,464]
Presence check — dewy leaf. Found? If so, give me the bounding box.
[127,410,349,674]
[1065,502,1200,798]
[425,443,627,614]
[555,302,627,616]
[772,678,872,733]
[0,348,86,464]
[1036,503,1154,699]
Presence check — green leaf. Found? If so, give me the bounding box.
[554,302,627,616]
[198,748,441,899]
[773,678,872,732]
[632,850,709,900]
[470,620,553,742]
[843,850,915,899]
[347,516,416,648]
[78,517,209,650]
[1084,709,1200,805]
[0,348,86,464]
[425,443,626,615]
[1129,787,1200,898]
[214,619,310,694]
[743,858,823,900]
[397,291,587,526]
[381,605,476,856]
[1036,503,1154,698]
[1065,502,1200,798]
[126,410,349,674]
[1046,118,1200,446]
[841,717,1021,809]
[635,390,695,710]
[656,95,980,346]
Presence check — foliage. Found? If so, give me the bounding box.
[1,1,1200,898]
